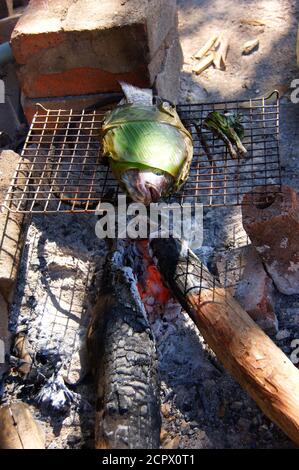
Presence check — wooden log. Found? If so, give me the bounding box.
[150,237,299,446]
[0,402,45,449]
[87,247,161,449]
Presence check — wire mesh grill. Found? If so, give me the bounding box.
[3,91,281,213]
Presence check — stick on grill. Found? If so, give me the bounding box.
[150,237,299,446]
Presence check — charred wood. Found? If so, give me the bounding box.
[87,248,161,449]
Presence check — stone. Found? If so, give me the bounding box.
[275,329,291,341]
[216,245,278,334]
[235,246,278,335]
[11,0,178,98]
[154,32,183,103]
[0,150,27,303]
[242,186,299,295]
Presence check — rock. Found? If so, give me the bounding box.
[242,186,299,295]
[0,150,29,379]
[235,246,278,334]
[276,329,291,341]
[0,150,28,303]
[11,0,179,98]
[155,32,183,103]
[216,245,278,334]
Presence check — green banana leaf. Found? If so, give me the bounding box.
[102,103,193,190]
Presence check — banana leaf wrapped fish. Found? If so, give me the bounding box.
[101,83,193,205]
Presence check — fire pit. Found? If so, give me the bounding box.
[2,90,297,450]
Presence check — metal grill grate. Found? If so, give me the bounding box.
[3,91,281,213]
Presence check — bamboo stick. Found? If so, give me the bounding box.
[193,53,214,75]
[193,35,218,59]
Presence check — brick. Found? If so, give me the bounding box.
[21,92,121,124]
[19,65,150,99]
[11,0,178,98]
[242,186,299,295]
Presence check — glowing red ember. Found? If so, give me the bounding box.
[136,240,170,308]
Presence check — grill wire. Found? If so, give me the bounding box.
[3,91,281,214]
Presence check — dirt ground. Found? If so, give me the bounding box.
[178,0,299,189]
[2,0,299,450]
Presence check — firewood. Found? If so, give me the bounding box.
[0,402,45,449]
[213,37,229,70]
[193,35,218,59]
[87,248,160,449]
[150,237,299,446]
[193,53,214,75]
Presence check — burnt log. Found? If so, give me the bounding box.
[150,237,299,446]
[87,248,161,449]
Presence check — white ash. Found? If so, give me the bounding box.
[5,212,107,448]
[36,372,80,414]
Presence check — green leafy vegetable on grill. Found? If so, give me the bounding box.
[203,111,247,159]
[101,82,193,205]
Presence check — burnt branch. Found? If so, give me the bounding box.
[87,248,161,449]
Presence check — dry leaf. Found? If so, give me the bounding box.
[193,53,214,75]
[240,18,266,27]
[193,35,218,59]
[242,38,259,55]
